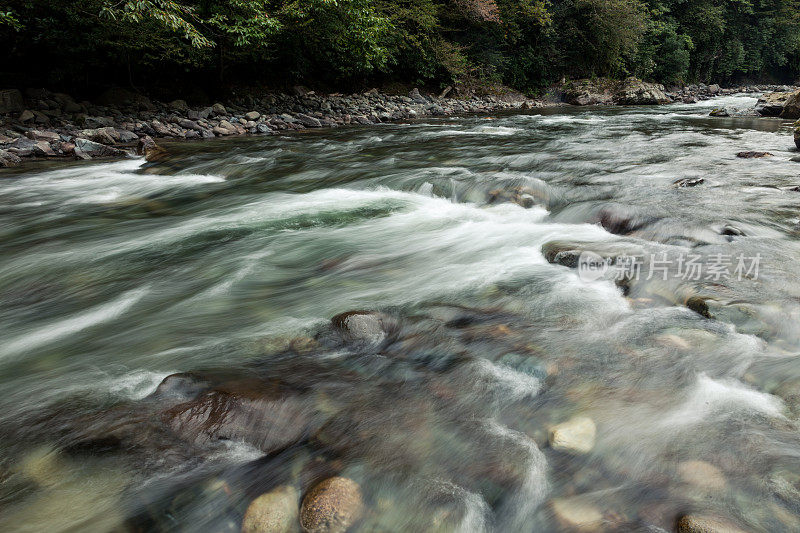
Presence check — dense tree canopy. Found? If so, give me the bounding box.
[1,0,799,94]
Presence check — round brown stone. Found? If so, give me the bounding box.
[300,477,364,533]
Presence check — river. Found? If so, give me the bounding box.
[0,95,799,532]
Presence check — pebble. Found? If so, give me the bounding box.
[548,416,597,454]
[241,485,299,533]
[300,477,364,533]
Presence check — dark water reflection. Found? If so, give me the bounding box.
[1,95,800,532]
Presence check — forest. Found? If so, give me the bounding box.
[1,0,800,95]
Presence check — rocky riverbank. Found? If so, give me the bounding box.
[0,86,546,168]
[2,80,799,169]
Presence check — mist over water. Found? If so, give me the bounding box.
[1,95,800,531]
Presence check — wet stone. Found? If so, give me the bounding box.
[676,514,750,533]
[548,416,597,454]
[300,477,364,533]
[241,485,299,533]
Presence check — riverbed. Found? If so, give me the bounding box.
[1,95,799,532]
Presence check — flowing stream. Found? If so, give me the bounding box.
[1,95,800,532]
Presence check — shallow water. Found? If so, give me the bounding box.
[1,96,800,532]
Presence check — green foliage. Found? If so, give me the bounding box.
[2,0,800,91]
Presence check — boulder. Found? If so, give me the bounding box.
[245,111,261,121]
[0,89,24,114]
[409,88,428,104]
[213,120,237,136]
[115,129,138,143]
[295,113,322,128]
[241,485,299,533]
[80,127,116,145]
[168,99,189,114]
[26,130,60,142]
[211,103,227,116]
[781,89,800,119]
[614,77,671,105]
[755,91,792,116]
[736,151,773,158]
[150,120,172,137]
[708,84,721,94]
[548,416,596,454]
[137,135,167,161]
[292,85,311,96]
[0,149,22,167]
[300,477,364,533]
[676,514,749,533]
[794,119,800,150]
[19,110,35,123]
[161,384,312,452]
[74,138,126,159]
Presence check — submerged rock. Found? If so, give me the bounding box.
[676,514,750,533]
[794,119,800,150]
[549,497,604,531]
[331,310,397,345]
[161,382,313,453]
[241,485,299,533]
[300,477,364,533]
[677,460,727,491]
[548,416,596,454]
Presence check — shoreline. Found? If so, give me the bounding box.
[1,81,797,170]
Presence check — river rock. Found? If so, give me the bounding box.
[161,382,313,452]
[0,89,24,114]
[296,113,322,128]
[241,485,299,533]
[26,129,60,142]
[676,514,750,533]
[549,497,604,531]
[548,416,596,454]
[245,111,261,121]
[614,77,671,105]
[80,127,117,145]
[780,89,800,119]
[331,310,397,345]
[409,87,428,104]
[169,99,189,113]
[74,138,125,159]
[755,91,791,116]
[211,102,227,116]
[19,109,35,122]
[677,460,727,491]
[137,135,167,161]
[674,177,704,187]
[300,477,364,533]
[0,149,22,167]
[794,120,800,149]
[737,151,772,158]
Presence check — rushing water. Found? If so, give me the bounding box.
[1,95,800,532]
